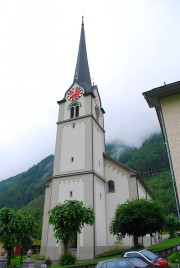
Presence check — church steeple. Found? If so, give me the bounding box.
[73,17,92,89]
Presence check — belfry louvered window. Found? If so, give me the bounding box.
[70,103,80,118]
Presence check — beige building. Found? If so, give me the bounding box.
[143,81,180,218]
[41,19,154,261]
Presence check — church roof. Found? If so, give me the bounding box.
[73,17,92,91]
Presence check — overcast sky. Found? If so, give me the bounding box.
[0,0,180,181]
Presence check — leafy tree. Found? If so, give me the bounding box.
[109,198,166,248]
[16,210,38,263]
[49,200,95,253]
[0,208,38,263]
[165,214,179,238]
[0,208,17,262]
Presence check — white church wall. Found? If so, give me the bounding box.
[93,123,105,177]
[95,178,107,246]
[41,185,52,255]
[137,180,147,198]
[128,176,138,199]
[60,122,85,172]
[98,110,104,128]
[58,103,65,122]
[91,95,104,128]
[58,178,85,248]
[58,178,84,203]
[49,175,95,260]
[53,125,62,176]
[104,158,130,246]
[85,94,93,114]
[41,179,65,260]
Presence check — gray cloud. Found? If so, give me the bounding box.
[0,0,180,180]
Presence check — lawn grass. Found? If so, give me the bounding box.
[54,237,180,268]
[148,236,180,252]
[9,237,180,268]
[10,256,26,266]
[10,254,41,266]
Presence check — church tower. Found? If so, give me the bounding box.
[41,18,154,261]
[41,18,108,260]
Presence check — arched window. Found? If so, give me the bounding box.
[69,102,80,119]
[108,180,115,193]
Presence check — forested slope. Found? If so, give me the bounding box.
[106,133,176,214]
[106,133,169,177]
[0,155,53,208]
[143,169,176,214]
[0,133,176,214]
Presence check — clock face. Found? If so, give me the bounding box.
[67,87,83,101]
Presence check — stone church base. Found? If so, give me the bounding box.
[40,246,61,261]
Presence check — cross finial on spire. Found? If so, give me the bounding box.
[82,16,84,25]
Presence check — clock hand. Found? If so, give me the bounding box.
[71,91,76,98]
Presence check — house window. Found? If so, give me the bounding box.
[71,157,74,162]
[70,103,80,118]
[108,180,115,193]
[70,191,73,198]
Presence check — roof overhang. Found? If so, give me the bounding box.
[142,81,180,109]
[142,81,180,141]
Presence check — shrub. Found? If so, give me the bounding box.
[36,255,46,260]
[59,251,76,266]
[45,257,52,267]
[165,214,179,238]
[168,252,180,264]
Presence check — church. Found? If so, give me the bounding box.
[40,18,154,261]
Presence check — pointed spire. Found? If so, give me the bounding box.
[73,17,92,87]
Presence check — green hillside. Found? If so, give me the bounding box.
[106,133,169,177]
[106,133,176,214]
[0,133,176,215]
[143,169,176,214]
[0,155,53,208]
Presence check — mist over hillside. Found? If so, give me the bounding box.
[0,133,176,214]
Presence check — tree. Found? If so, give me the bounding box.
[109,198,166,248]
[48,200,95,253]
[0,208,17,262]
[15,210,38,263]
[165,214,179,238]
[0,208,38,264]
